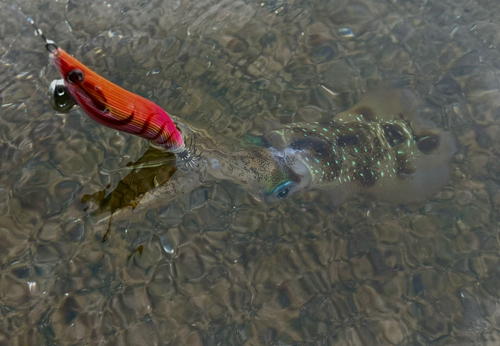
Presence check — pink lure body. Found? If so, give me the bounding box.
[51,48,184,152]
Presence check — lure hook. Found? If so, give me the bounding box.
[176,137,202,171]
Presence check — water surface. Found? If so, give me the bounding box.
[1,0,500,345]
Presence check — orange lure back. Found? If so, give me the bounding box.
[50,47,185,153]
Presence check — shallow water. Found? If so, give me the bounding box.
[1,0,500,345]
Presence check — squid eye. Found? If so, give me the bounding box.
[272,181,295,200]
[67,69,84,84]
[277,187,290,199]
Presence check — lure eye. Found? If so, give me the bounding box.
[67,69,84,84]
[48,79,76,113]
[55,85,66,96]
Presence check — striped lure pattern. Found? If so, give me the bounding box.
[50,48,185,153]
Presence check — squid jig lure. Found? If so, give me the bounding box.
[28,16,199,168]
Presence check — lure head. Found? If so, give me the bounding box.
[49,48,84,85]
[48,79,76,113]
[49,48,96,108]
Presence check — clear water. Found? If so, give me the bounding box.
[1,0,500,345]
